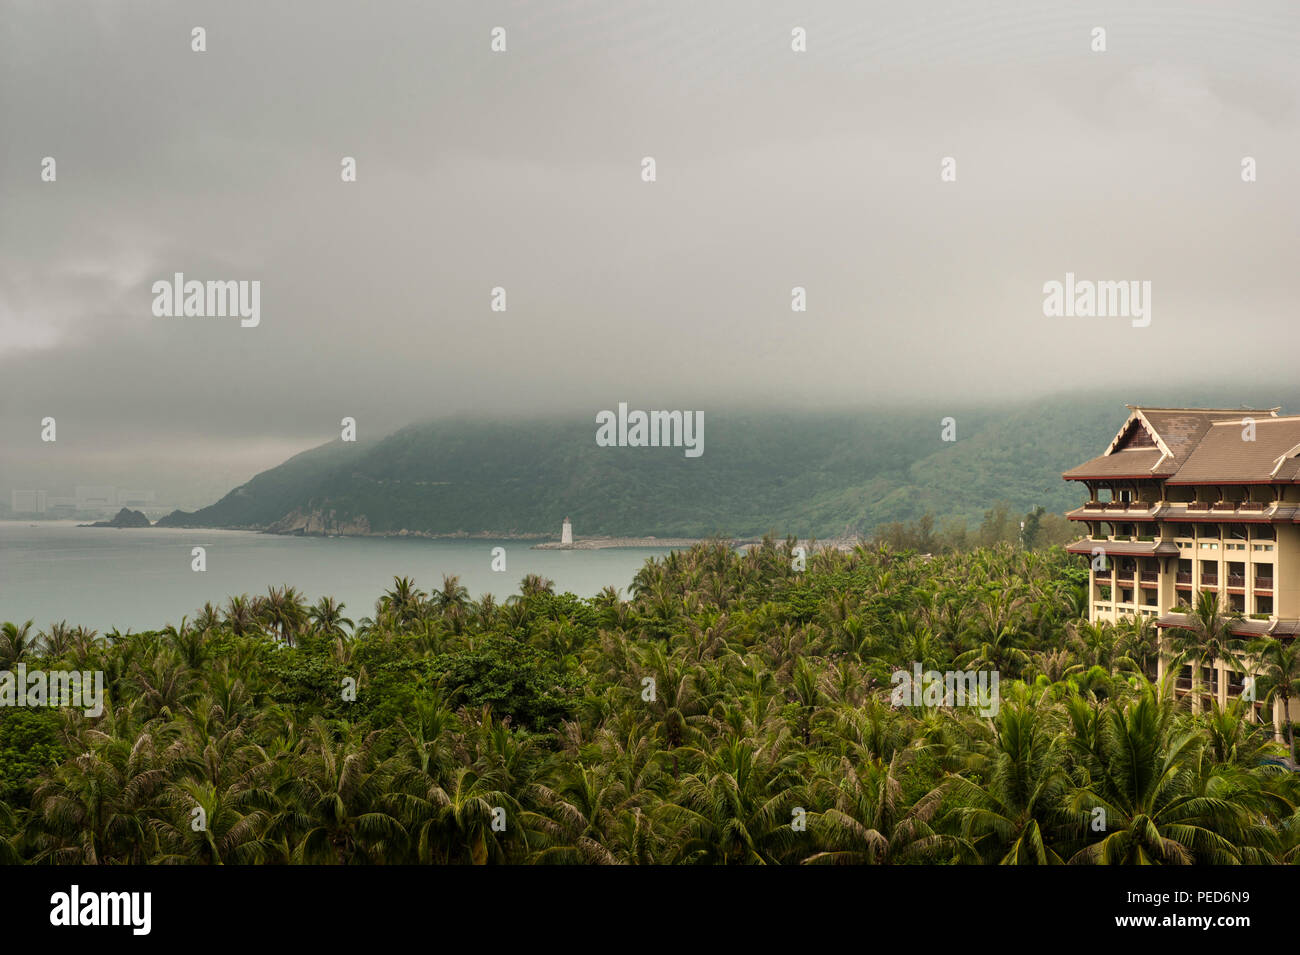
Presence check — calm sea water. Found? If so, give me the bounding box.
[0,521,676,633]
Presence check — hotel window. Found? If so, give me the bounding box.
[1203,666,1220,694]
[1255,595,1274,615]
[1175,524,1194,538]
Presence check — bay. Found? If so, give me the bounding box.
[0,521,675,633]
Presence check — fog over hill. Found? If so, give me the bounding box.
[151,390,1300,539]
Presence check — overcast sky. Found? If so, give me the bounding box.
[2,0,1297,500]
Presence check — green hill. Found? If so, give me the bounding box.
[156,390,1299,538]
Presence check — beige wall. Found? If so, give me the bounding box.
[1275,524,1300,618]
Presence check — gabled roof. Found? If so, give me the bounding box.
[1063,406,1284,483]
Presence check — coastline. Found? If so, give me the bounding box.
[533,536,707,550]
[534,536,866,551]
[48,517,865,553]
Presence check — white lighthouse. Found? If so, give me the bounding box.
[561,517,573,545]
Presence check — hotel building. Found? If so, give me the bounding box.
[1063,406,1300,731]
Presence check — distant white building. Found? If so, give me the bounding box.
[561,517,573,545]
[118,489,157,506]
[11,490,47,514]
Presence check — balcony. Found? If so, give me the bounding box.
[1175,572,1192,585]
[1201,574,1219,588]
[1140,570,1158,584]
[1115,570,1135,582]
[1255,577,1274,591]
[1227,574,1246,588]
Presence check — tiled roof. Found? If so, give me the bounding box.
[1132,408,1269,464]
[1064,406,1300,484]
[1062,449,1172,479]
[1167,417,1300,484]
[1065,538,1181,557]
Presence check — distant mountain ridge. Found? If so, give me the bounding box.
[156,392,1300,539]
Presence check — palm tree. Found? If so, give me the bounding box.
[1114,614,1159,677]
[1246,636,1300,762]
[804,752,966,864]
[525,765,623,864]
[222,595,260,637]
[155,778,279,864]
[664,738,804,864]
[1068,618,1116,670]
[377,576,427,628]
[432,575,470,614]
[390,764,519,865]
[309,596,353,638]
[278,721,406,864]
[517,574,555,598]
[194,602,222,633]
[1066,686,1249,864]
[261,585,308,646]
[39,621,75,659]
[1166,590,1243,709]
[0,620,36,669]
[944,700,1071,864]
[31,721,176,864]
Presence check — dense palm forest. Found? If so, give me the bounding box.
[2,540,1298,864]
